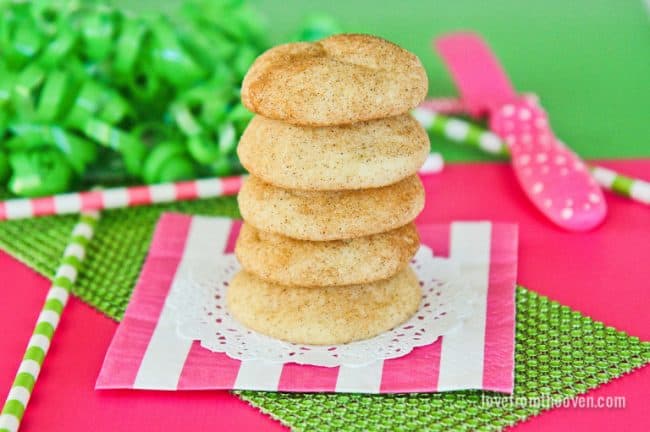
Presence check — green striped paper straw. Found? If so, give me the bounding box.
[589,166,650,205]
[412,108,650,206]
[0,211,100,432]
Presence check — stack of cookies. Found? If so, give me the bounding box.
[228,34,430,345]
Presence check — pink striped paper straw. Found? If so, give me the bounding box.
[419,97,468,114]
[0,154,443,221]
[0,177,244,221]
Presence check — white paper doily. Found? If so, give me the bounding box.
[167,246,477,367]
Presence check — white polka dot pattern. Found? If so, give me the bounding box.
[411,105,649,207]
[491,98,607,231]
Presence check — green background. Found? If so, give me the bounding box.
[117,0,650,162]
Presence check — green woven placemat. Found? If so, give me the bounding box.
[0,204,648,431]
[0,197,239,320]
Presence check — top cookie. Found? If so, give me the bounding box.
[241,34,428,126]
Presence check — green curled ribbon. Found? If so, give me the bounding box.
[0,109,8,139]
[10,64,46,118]
[38,23,78,67]
[131,121,173,145]
[113,17,148,79]
[149,17,206,88]
[178,24,237,69]
[49,126,97,173]
[0,149,10,183]
[0,67,14,108]
[80,6,119,62]
[208,155,241,177]
[144,141,197,184]
[36,69,76,122]
[1,8,44,68]
[126,59,164,103]
[218,122,237,156]
[171,101,203,137]
[232,44,258,79]
[80,118,146,176]
[174,67,236,129]
[66,79,131,127]
[7,123,97,174]
[186,121,237,166]
[0,0,315,197]
[98,94,131,125]
[187,134,218,165]
[11,23,44,65]
[133,122,203,184]
[8,146,74,197]
[227,103,254,135]
[29,0,82,35]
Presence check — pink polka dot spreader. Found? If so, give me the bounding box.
[436,33,607,231]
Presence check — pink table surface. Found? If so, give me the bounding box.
[1,159,649,432]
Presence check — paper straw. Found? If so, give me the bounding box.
[0,176,245,221]
[0,154,443,221]
[420,152,444,175]
[0,212,100,432]
[418,97,467,114]
[413,106,650,206]
[590,166,650,205]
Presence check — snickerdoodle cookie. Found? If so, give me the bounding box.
[235,222,419,286]
[241,34,428,126]
[227,267,422,345]
[237,175,425,241]
[238,114,429,190]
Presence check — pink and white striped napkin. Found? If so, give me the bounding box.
[97,214,518,394]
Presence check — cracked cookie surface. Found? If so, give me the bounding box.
[241,34,428,126]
